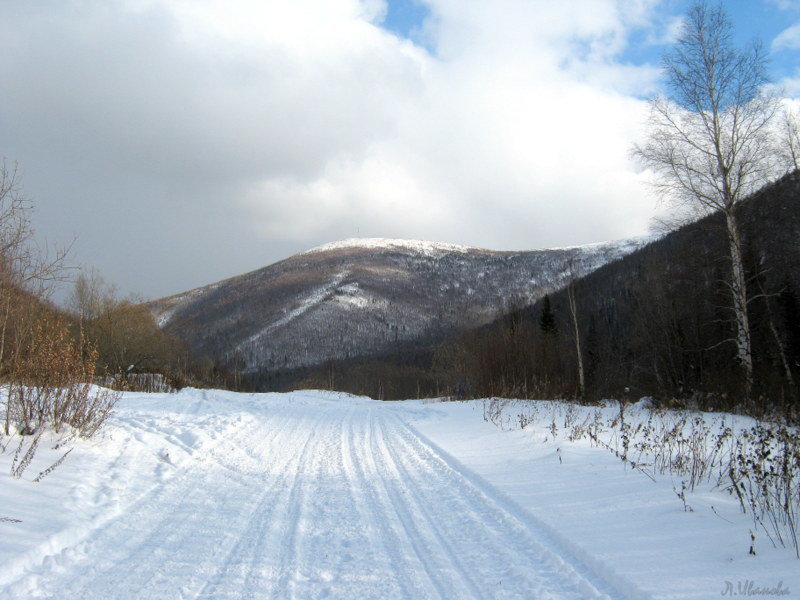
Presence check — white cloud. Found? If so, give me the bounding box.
[765,0,800,10]
[238,0,660,252]
[0,0,665,298]
[773,21,800,50]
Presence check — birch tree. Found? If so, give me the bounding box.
[633,1,779,398]
[565,259,585,398]
[778,107,800,172]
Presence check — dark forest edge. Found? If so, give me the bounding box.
[248,172,800,421]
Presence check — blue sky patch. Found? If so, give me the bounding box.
[380,0,431,43]
[615,0,798,82]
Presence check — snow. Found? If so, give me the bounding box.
[545,234,654,254]
[403,400,800,600]
[0,390,797,599]
[302,236,654,259]
[334,288,388,311]
[238,271,350,348]
[303,238,473,257]
[153,283,221,327]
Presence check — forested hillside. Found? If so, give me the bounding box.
[146,173,799,408]
[149,237,645,385]
[437,172,800,412]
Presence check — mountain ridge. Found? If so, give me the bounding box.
[149,235,650,379]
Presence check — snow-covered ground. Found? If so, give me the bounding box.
[0,390,797,599]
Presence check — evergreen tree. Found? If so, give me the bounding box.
[779,285,800,367]
[539,294,556,334]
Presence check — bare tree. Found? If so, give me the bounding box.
[0,161,70,376]
[633,1,780,398]
[778,107,800,173]
[0,163,117,443]
[70,268,120,324]
[70,269,179,380]
[565,259,585,398]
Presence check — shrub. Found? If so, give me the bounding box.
[3,314,119,439]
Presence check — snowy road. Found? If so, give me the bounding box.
[6,393,626,600]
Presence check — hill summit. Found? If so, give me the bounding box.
[149,236,648,378]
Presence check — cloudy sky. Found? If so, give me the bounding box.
[1,0,798,300]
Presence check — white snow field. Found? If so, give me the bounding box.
[0,390,798,600]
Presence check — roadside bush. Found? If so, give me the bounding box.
[484,398,800,557]
[3,314,119,439]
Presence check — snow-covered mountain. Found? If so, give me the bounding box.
[149,237,649,373]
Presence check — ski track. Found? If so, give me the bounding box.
[3,398,635,600]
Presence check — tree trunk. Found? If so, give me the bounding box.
[567,283,585,398]
[725,210,753,398]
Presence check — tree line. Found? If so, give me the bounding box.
[435,171,800,413]
[293,170,800,412]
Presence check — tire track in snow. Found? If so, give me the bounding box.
[268,406,329,600]
[365,408,464,600]
[282,404,357,598]
[122,408,299,599]
[5,396,640,600]
[387,413,629,600]
[348,406,443,599]
[191,407,316,600]
[16,406,292,600]
[104,415,281,598]
[372,416,488,600]
[339,407,408,598]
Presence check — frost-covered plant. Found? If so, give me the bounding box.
[484,397,800,557]
[10,430,41,478]
[518,412,532,429]
[725,422,800,557]
[674,480,693,512]
[482,397,507,428]
[563,402,578,429]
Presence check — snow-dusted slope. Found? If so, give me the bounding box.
[149,236,650,374]
[304,238,473,257]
